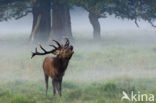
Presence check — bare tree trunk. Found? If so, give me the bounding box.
[89,12,101,40]
[51,0,73,41]
[29,0,51,42]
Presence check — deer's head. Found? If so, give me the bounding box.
[57,43,73,60]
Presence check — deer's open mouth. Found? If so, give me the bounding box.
[70,45,73,51]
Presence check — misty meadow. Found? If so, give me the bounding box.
[0,0,156,103]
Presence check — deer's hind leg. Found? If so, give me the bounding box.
[44,74,49,96]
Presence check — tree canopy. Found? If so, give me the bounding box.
[76,0,156,27]
[0,0,31,21]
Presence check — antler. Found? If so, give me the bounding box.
[49,39,62,50]
[64,38,70,48]
[31,44,56,59]
[53,40,62,48]
[31,39,67,59]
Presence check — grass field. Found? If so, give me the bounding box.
[0,31,156,103]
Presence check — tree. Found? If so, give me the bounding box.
[76,0,156,40]
[88,12,104,40]
[29,0,51,42]
[0,0,74,42]
[76,0,110,40]
[0,0,52,42]
[51,0,73,41]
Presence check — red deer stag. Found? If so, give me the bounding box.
[31,38,74,96]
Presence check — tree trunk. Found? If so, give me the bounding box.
[29,0,51,42]
[89,12,101,40]
[51,0,73,41]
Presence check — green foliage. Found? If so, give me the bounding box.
[0,0,31,21]
[113,0,156,24]
[76,0,156,27]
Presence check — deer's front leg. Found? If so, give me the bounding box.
[52,79,56,96]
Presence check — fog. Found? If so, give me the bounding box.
[0,7,155,37]
[0,7,156,85]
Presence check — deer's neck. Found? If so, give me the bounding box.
[54,57,70,73]
[59,58,70,71]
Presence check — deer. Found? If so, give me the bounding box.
[31,38,74,96]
